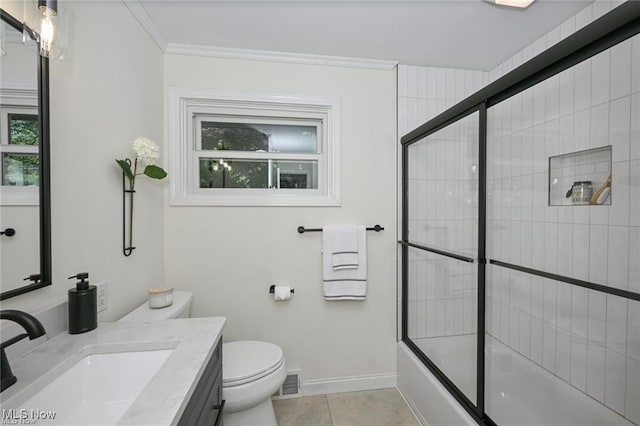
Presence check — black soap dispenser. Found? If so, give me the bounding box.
[68,272,97,334]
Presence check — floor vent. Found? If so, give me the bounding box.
[273,370,301,399]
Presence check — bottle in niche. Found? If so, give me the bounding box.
[570,181,593,205]
[68,272,97,334]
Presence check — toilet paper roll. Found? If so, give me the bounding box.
[274,286,292,301]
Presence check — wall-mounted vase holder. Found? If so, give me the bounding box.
[122,159,136,257]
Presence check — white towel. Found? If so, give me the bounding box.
[329,225,359,270]
[322,226,367,300]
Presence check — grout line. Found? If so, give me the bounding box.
[324,393,334,426]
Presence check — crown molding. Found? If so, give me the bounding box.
[165,43,398,71]
[122,0,168,51]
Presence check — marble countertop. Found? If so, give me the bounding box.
[1,317,225,425]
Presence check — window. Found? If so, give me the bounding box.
[0,89,40,206]
[1,109,39,186]
[169,89,340,206]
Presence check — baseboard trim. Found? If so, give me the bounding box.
[301,373,397,396]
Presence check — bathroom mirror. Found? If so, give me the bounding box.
[0,9,51,300]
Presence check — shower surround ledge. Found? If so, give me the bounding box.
[1,317,225,425]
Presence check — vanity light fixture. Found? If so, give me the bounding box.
[482,0,535,9]
[37,0,56,58]
[23,0,67,59]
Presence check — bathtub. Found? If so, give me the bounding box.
[398,335,633,425]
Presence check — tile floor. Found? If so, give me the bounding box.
[273,388,420,426]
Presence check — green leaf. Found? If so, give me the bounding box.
[116,159,134,180]
[144,165,167,179]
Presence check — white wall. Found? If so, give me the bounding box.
[1,0,165,322]
[0,31,38,86]
[164,55,397,383]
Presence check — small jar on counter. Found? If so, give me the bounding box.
[148,286,174,309]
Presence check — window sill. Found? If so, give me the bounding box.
[169,190,340,207]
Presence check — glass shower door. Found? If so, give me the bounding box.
[404,110,480,406]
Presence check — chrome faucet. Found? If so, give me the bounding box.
[1,310,46,392]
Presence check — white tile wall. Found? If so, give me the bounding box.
[397,65,487,139]
[627,357,640,424]
[400,63,487,343]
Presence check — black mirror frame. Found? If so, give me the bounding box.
[0,9,52,300]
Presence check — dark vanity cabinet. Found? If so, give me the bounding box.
[178,338,224,426]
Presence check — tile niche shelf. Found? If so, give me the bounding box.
[549,146,612,206]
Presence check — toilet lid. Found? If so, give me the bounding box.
[223,341,284,386]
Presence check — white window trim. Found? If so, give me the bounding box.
[0,86,39,206]
[168,88,341,206]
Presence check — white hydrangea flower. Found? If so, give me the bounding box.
[132,137,160,166]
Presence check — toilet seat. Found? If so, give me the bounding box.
[223,341,285,387]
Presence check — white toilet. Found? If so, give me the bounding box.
[119,291,286,426]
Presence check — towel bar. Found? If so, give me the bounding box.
[297,224,384,234]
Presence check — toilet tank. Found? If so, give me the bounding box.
[118,291,193,322]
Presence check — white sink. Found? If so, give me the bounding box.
[9,349,173,425]
[1,319,225,425]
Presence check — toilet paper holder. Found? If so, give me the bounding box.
[269,285,295,294]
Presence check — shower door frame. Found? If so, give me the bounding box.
[400,3,640,425]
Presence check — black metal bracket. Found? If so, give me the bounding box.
[0,228,15,237]
[297,224,384,234]
[269,285,295,294]
[122,159,135,257]
[23,274,40,282]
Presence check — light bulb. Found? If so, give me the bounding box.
[39,15,54,57]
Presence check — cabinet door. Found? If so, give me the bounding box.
[196,369,224,426]
[178,339,223,425]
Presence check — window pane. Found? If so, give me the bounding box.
[270,160,318,189]
[2,153,39,186]
[8,114,39,146]
[200,158,268,188]
[201,121,317,153]
[199,158,318,189]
